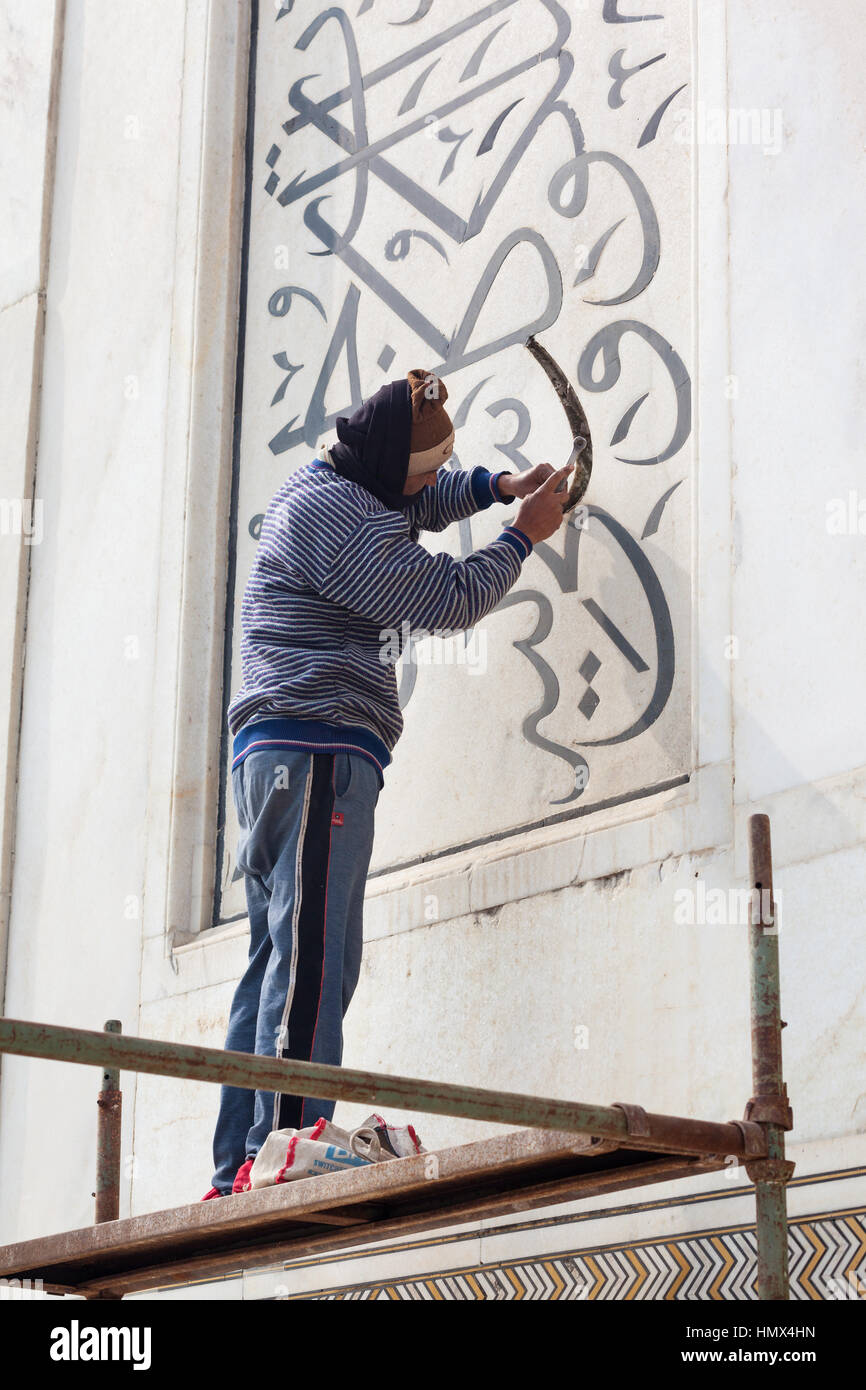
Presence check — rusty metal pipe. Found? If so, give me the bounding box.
[0,1017,764,1159]
[746,814,794,1300]
[749,816,784,1099]
[95,1020,122,1225]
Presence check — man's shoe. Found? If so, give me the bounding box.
[232,1157,255,1193]
[201,1187,225,1201]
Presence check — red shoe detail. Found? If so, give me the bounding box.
[232,1158,255,1193]
[201,1187,224,1201]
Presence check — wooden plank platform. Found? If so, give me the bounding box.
[0,1128,728,1299]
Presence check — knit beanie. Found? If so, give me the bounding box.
[406,369,453,473]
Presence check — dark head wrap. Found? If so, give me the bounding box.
[328,379,415,511]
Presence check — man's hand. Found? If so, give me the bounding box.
[512,463,574,544]
[497,463,555,500]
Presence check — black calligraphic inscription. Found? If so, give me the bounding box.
[496,588,591,804]
[267,285,326,319]
[608,49,666,109]
[398,61,440,115]
[485,397,534,471]
[267,227,562,458]
[269,283,363,454]
[279,2,576,248]
[391,0,435,25]
[578,651,602,720]
[582,598,649,674]
[574,506,675,745]
[385,229,450,262]
[444,228,563,372]
[638,83,688,147]
[282,2,521,154]
[450,378,495,560]
[495,502,675,762]
[603,0,663,23]
[270,354,302,407]
[461,20,511,81]
[642,480,683,539]
[435,125,473,183]
[288,10,371,258]
[529,511,582,595]
[610,391,649,446]
[578,320,691,465]
[573,218,625,287]
[238,0,693,820]
[549,151,660,305]
[477,98,524,154]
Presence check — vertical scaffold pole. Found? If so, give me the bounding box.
[746,815,794,1300]
[95,1019,123,1224]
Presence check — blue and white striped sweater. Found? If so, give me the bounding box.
[228,457,533,784]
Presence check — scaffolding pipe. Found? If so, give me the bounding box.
[94,1020,123,1225]
[0,1016,765,1161]
[746,813,794,1300]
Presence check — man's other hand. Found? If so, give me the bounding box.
[497,463,555,499]
[512,463,574,544]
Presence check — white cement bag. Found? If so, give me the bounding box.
[357,1112,427,1158]
[249,1114,426,1188]
[250,1117,379,1188]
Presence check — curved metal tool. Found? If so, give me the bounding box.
[524,334,593,510]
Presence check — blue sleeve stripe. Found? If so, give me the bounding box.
[500,525,533,559]
[468,467,499,512]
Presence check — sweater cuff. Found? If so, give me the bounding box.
[469,467,509,511]
[499,525,533,560]
[490,470,511,503]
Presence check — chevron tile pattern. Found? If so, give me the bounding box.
[286,1210,866,1300]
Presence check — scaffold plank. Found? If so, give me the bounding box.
[0,1126,728,1299]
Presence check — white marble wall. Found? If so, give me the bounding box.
[0,0,61,1090]
[0,0,863,1300]
[220,0,696,911]
[0,0,190,1240]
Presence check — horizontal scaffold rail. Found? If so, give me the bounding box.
[0,1018,765,1161]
